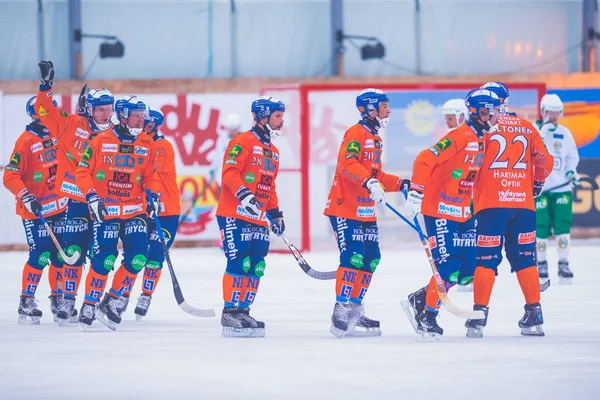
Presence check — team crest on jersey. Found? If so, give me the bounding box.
[38,105,47,117]
[553,141,562,151]
[346,141,361,154]
[435,138,452,152]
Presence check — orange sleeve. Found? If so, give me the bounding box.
[142,142,160,193]
[530,127,554,182]
[74,139,98,197]
[35,87,72,139]
[336,127,371,186]
[411,132,464,192]
[3,136,29,198]
[378,171,402,193]
[221,139,250,196]
[162,140,177,175]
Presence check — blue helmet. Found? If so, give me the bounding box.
[115,95,148,120]
[465,89,501,116]
[480,82,509,105]
[144,107,165,131]
[87,88,114,111]
[26,96,57,121]
[251,96,285,122]
[356,88,389,117]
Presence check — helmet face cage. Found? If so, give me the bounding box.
[251,96,285,122]
[356,89,389,118]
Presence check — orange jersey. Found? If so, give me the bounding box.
[324,122,401,221]
[410,122,484,222]
[75,128,160,219]
[215,129,280,227]
[3,125,67,219]
[152,132,181,216]
[35,87,103,202]
[474,114,554,212]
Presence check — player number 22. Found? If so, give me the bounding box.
[489,134,528,170]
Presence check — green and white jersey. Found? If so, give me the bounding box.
[535,121,580,193]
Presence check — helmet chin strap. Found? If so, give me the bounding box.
[266,123,282,138]
[376,117,389,129]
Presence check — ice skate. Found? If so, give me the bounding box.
[417,310,443,341]
[465,305,489,338]
[116,294,130,316]
[18,295,42,325]
[49,295,61,322]
[95,294,122,331]
[537,260,549,281]
[56,297,78,326]
[78,303,95,331]
[221,307,256,338]
[347,303,381,337]
[134,294,152,321]
[519,302,545,336]
[238,308,265,338]
[558,261,573,284]
[401,288,426,334]
[330,302,351,338]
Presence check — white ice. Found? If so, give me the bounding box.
[1,242,599,400]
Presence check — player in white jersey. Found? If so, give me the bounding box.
[534,94,580,283]
[441,99,468,131]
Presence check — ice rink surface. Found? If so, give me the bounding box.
[1,242,599,399]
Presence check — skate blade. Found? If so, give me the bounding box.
[221,326,265,338]
[558,277,573,285]
[58,318,70,327]
[400,300,423,334]
[417,331,441,341]
[18,315,41,325]
[345,324,381,337]
[78,322,91,332]
[466,327,484,338]
[52,314,59,323]
[456,284,473,293]
[94,309,118,331]
[521,325,545,337]
[330,323,347,339]
[135,314,145,322]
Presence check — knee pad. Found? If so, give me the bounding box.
[252,260,266,278]
[28,249,51,270]
[125,254,147,273]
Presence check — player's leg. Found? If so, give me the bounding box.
[48,212,76,324]
[133,215,179,320]
[329,216,365,338]
[505,209,544,336]
[551,192,574,282]
[18,217,54,324]
[465,209,506,338]
[346,221,381,336]
[457,217,477,292]
[78,220,119,331]
[535,194,551,279]
[217,216,255,337]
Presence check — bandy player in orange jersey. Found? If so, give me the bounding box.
[3,98,67,324]
[325,89,410,338]
[75,96,160,331]
[401,89,501,339]
[117,107,181,320]
[465,89,554,338]
[215,96,285,338]
[35,61,115,324]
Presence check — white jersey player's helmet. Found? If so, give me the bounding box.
[442,99,468,130]
[540,94,564,119]
[223,113,241,130]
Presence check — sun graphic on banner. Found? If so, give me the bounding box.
[405,100,436,136]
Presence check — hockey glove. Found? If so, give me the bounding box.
[38,61,55,88]
[86,193,108,223]
[364,178,385,203]
[267,209,285,235]
[533,180,545,199]
[566,170,581,187]
[20,192,42,215]
[400,178,411,193]
[236,187,261,217]
[77,84,90,117]
[146,192,161,218]
[404,190,424,219]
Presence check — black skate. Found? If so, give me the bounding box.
[347,303,381,337]
[558,261,573,284]
[330,302,351,338]
[465,305,489,338]
[18,295,42,325]
[519,303,545,336]
[238,308,265,338]
[401,288,426,334]
[116,294,130,316]
[95,294,122,331]
[537,260,549,280]
[56,298,78,326]
[418,310,443,341]
[49,295,61,323]
[221,307,255,338]
[134,294,152,321]
[78,303,96,331]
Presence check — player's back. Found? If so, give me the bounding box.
[152,132,181,216]
[474,114,552,212]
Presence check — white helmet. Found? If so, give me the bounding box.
[442,98,468,127]
[540,94,564,118]
[223,113,241,130]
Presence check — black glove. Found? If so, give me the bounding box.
[21,193,42,215]
[38,61,55,88]
[267,209,285,235]
[146,192,161,218]
[86,193,107,223]
[533,180,544,198]
[236,187,260,217]
[400,178,411,192]
[77,84,89,117]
